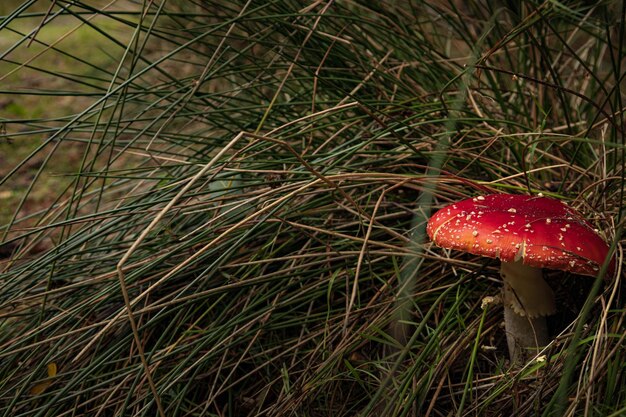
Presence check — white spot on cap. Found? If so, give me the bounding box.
[508,208,516,213]
[476,196,485,201]
[486,239,493,244]
[472,230,478,237]
[546,218,552,224]
[538,192,544,197]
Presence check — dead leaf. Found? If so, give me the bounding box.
[29,362,57,396]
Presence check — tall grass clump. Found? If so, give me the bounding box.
[0,1,624,416]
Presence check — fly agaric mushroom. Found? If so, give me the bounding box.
[426,194,614,363]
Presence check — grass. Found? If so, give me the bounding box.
[0,0,133,227]
[0,1,624,416]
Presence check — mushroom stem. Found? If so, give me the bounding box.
[503,301,549,364]
[500,260,555,363]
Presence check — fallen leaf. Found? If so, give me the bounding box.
[29,362,57,396]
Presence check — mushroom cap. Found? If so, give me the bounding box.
[427,194,614,276]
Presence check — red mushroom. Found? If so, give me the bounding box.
[426,194,614,363]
